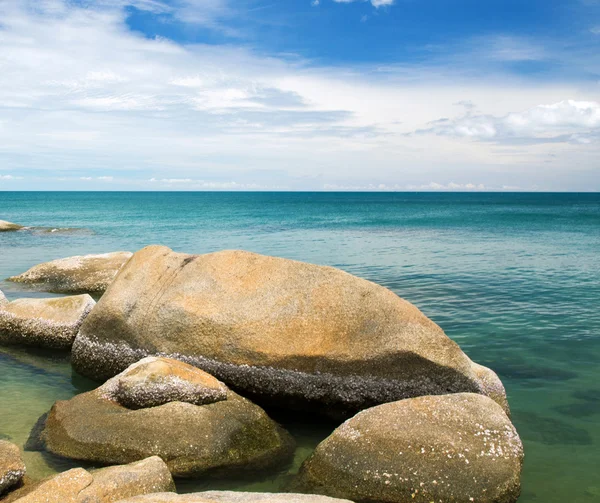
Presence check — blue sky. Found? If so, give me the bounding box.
[0,0,599,191]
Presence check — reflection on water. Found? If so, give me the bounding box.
[1,192,599,502]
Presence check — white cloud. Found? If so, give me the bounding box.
[415,100,600,143]
[149,177,282,189]
[0,1,599,191]
[323,182,486,191]
[0,175,24,180]
[333,0,394,7]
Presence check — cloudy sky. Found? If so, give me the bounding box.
[1,0,599,191]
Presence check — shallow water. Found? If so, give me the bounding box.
[1,192,599,501]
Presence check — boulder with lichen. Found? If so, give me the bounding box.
[34,357,294,477]
[0,295,95,349]
[8,252,133,295]
[291,393,524,503]
[72,245,509,418]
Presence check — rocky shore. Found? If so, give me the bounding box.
[0,245,524,503]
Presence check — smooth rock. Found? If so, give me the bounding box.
[291,393,524,503]
[8,252,133,295]
[0,295,96,349]
[0,220,23,232]
[114,492,354,503]
[79,456,175,503]
[5,468,92,503]
[36,358,294,477]
[72,245,508,418]
[0,289,7,306]
[0,441,26,495]
[4,458,174,503]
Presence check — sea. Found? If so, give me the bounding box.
[0,191,599,502]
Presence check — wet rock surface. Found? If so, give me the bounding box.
[0,441,26,495]
[291,393,523,503]
[8,252,133,295]
[0,295,96,349]
[35,357,294,477]
[0,220,23,232]
[72,245,508,417]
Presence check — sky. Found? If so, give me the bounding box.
[0,0,599,191]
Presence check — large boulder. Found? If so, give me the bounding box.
[0,295,96,349]
[72,246,508,417]
[8,252,133,295]
[35,357,294,477]
[116,492,354,503]
[3,457,174,503]
[291,393,524,503]
[0,220,23,232]
[0,441,26,495]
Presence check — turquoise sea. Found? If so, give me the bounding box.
[1,192,599,502]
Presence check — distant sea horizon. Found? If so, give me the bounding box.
[1,191,599,503]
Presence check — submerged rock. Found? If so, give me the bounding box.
[0,220,23,232]
[3,457,174,503]
[36,357,294,477]
[72,245,509,418]
[0,440,26,495]
[8,252,133,295]
[0,295,96,349]
[291,393,523,503]
[116,492,354,503]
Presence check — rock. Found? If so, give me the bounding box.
[291,393,524,503]
[0,289,7,306]
[0,441,26,495]
[78,457,175,503]
[115,492,354,503]
[0,295,96,349]
[8,252,133,295]
[104,357,228,409]
[36,357,294,477]
[5,468,92,503]
[72,245,509,418]
[3,458,174,503]
[0,220,23,232]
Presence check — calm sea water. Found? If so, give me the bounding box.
[1,192,599,502]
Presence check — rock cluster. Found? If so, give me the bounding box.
[34,357,295,477]
[72,245,508,418]
[8,252,133,295]
[0,294,95,349]
[2,457,174,503]
[1,245,524,503]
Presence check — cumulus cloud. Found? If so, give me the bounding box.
[0,0,599,190]
[415,100,600,144]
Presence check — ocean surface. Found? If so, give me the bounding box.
[0,191,599,502]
